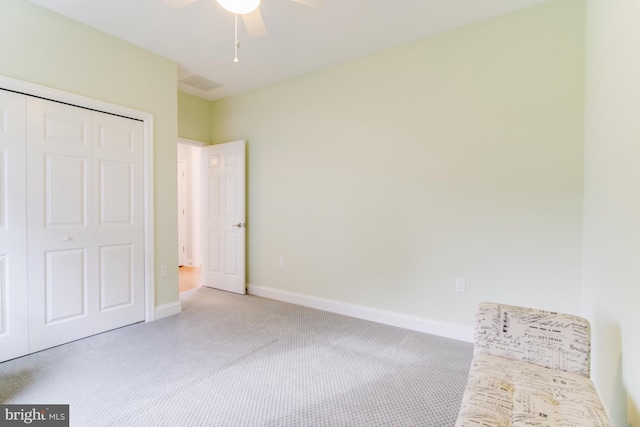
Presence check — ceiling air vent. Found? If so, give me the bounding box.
[179,75,223,92]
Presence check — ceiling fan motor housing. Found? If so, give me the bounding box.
[217,0,260,15]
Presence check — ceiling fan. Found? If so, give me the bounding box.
[164,0,324,61]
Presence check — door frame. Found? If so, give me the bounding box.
[178,138,207,269]
[0,74,157,322]
[177,159,188,267]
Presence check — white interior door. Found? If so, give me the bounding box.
[26,98,144,352]
[201,141,246,294]
[178,160,187,266]
[0,90,29,361]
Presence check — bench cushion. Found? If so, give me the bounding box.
[455,353,613,427]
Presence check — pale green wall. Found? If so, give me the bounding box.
[212,0,585,327]
[0,0,179,306]
[583,0,640,425]
[178,91,212,143]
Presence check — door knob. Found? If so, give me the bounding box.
[232,222,245,228]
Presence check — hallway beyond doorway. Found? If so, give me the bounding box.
[179,266,202,293]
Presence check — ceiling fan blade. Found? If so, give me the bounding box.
[289,0,324,7]
[242,8,267,38]
[162,0,198,8]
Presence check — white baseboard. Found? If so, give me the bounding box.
[154,300,182,320]
[248,284,474,343]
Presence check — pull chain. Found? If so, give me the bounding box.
[234,13,239,63]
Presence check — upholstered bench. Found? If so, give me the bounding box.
[455,302,613,427]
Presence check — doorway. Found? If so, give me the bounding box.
[177,140,204,293]
[176,139,247,295]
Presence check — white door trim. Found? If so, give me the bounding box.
[178,159,188,266]
[0,74,156,322]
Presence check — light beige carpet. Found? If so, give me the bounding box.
[0,287,473,426]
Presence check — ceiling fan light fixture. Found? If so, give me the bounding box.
[216,0,260,15]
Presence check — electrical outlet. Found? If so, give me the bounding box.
[456,278,466,293]
[160,265,168,277]
[278,256,285,267]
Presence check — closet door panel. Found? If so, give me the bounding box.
[0,90,28,362]
[94,112,144,332]
[45,248,87,324]
[45,154,86,226]
[27,98,95,352]
[99,244,133,311]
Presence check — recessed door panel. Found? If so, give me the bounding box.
[225,232,238,276]
[0,150,6,231]
[98,124,133,151]
[208,231,221,273]
[226,176,237,216]
[0,106,7,133]
[0,255,6,335]
[46,154,86,227]
[225,152,238,166]
[100,244,133,311]
[209,176,220,217]
[45,114,87,146]
[100,160,132,225]
[45,249,86,324]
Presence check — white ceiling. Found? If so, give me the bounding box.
[29,0,551,101]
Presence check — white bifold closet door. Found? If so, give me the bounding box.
[26,97,145,353]
[0,91,29,361]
